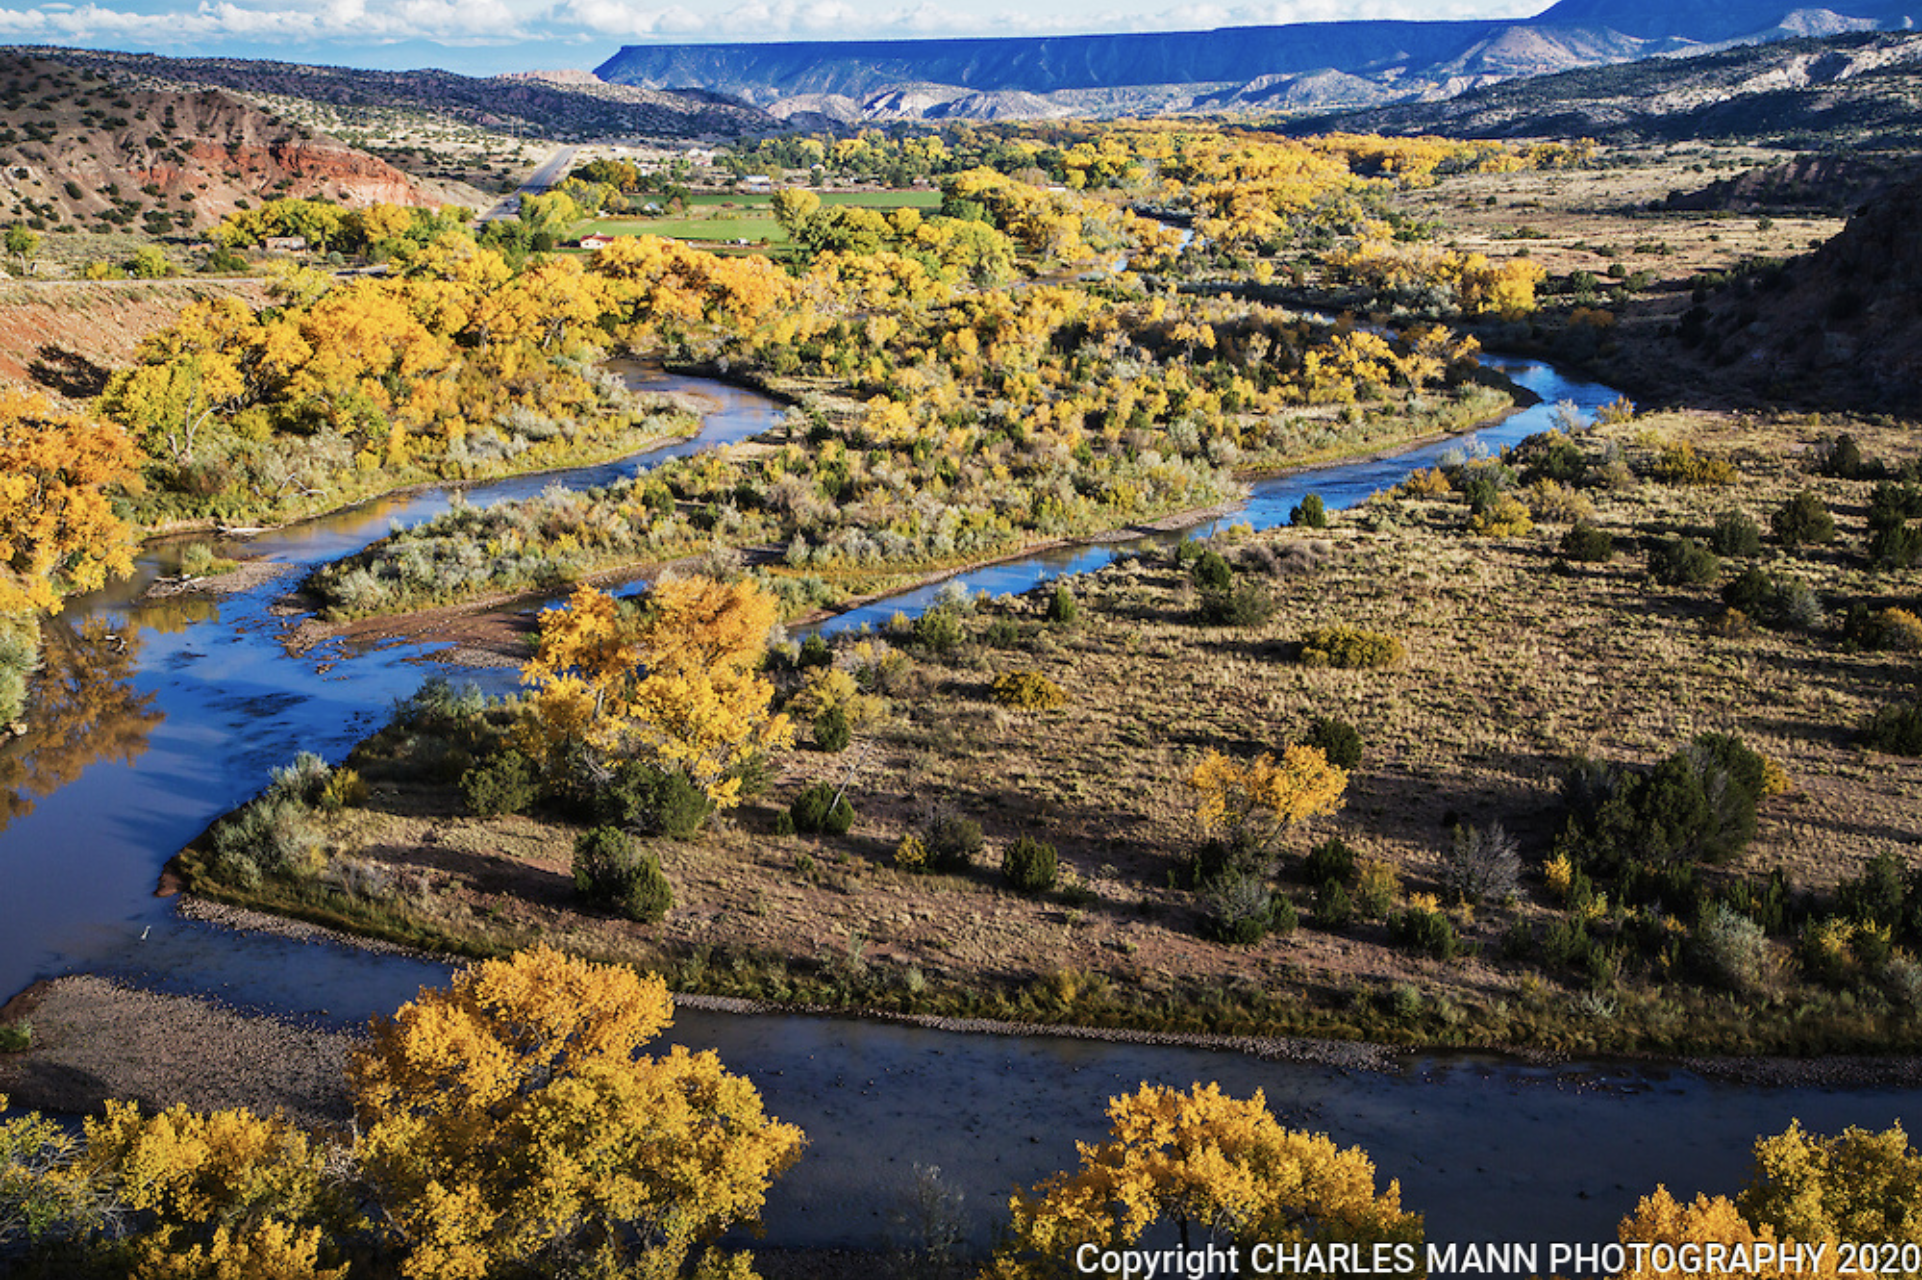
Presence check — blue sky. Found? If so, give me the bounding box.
[0,0,1549,75]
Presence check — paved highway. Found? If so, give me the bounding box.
[476,145,578,224]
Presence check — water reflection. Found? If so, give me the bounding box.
[0,618,162,833]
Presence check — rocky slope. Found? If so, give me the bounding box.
[33,47,775,142]
[0,52,462,235]
[1674,169,1922,411]
[1304,29,1922,145]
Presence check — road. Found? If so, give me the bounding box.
[476,145,578,224]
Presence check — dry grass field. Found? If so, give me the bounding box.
[180,404,1922,1054]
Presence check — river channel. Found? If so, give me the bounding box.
[0,359,1914,1258]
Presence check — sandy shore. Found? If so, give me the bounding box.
[0,974,357,1128]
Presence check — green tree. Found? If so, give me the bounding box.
[4,223,39,274]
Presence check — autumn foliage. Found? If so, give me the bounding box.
[1186,745,1349,850]
[520,577,792,807]
[986,1082,1421,1279]
[0,390,142,615]
[349,946,803,1280]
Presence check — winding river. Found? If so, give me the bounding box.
[1,359,1914,1257]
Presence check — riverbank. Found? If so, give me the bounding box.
[163,403,1922,1063]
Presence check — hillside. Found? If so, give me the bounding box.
[30,47,777,142]
[0,53,465,239]
[1671,170,1922,411]
[595,0,1918,122]
[1303,29,1922,146]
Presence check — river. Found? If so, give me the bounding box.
[0,360,1913,1258]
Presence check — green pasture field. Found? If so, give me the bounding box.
[574,189,944,247]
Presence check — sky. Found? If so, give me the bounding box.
[0,0,1552,76]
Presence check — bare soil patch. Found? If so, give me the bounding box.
[0,975,355,1129]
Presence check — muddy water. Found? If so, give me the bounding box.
[1,360,1914,1256]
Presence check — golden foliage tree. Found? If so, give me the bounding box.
[985,1082,1420,1280]
[520,578,792,806]
[1739,1120,1922,1248]
[1186,745,1348,850]
[82,1100,341,1280]
[349,945,804,1280]
[0,390,143,614]
[1611,1120,1922,1280]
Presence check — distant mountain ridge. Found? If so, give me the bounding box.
[595,0,1921,121]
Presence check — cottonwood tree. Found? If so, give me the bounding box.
[350,945,804,1280]
[0,390,143,614]
[984,1082,1420,1280]
[520,577,793,807]
[1186,744,1348,852]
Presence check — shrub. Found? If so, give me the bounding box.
[1390,906,1463,959]
[797,633,833,669]
[1694,902,1771,990]
[1301,716,1363,770]
[991,670,1068,709]
[1646,536,1719,587]
[1650,442,1735,486]
[210,798,320,880]
[1290,493,1328,528]
[1400,467,1452,498]
[1709,509,1763,557]
[1467,493,1533,538]
[266,751,331,807]
[1195,581,1276,628]
[1864,701,1922,756]
[1869,522,1922,570]
[1002,835,1059,893]
[319,767,369,810]
[1468,486,1529,530]
[1354,859,1399,918]
[1838,852,1907,929]
[1311,881,1354,929]
[895,833,927,871]
[923,807,983,871]
[1558,522,1615,562]
[813,704,852,753]
[460,750,537,817]
[1771,490,1835,549]
[790,783,855,836]
[602,762,713,839]
[1862,607,1922,652]
[1542,918,1592,969]
[1816,433,1866,478]
[1515,431,1586,485]
[913,608,966,655]
[620,851,675,923]
[0,1020,29,1052]
[1299,625,1403,669]
[1720,567,1820,630]
[1302,836,1357,889]
[1443,821,1521,904]
[1044,583,1079,624]
[1190,549,1234,592]
[572,826,673,922]
[1204,872,1276,944]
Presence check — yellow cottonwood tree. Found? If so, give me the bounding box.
[1186,745,1348,849]
[350,945,804,1280]
[520,577,792,806]
[985,1082,1420,1280]
[81,1101,342,1280]
[0,390,144,614]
